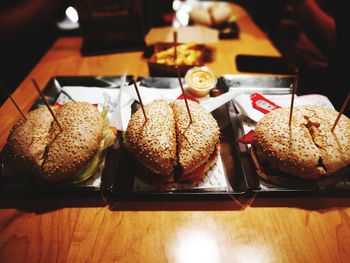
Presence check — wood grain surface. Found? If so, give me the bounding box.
[1,3,349,263]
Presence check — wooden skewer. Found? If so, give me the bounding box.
[0,81,27,120]
[31,79,63,131]
[331,92,350,132]
[176,66,193,124]
[289,74,298,127]
[208,6,217,26]
[132,79,147,122]
[173,30,178,65]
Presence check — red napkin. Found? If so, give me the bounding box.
[238,130,254,144]
[177,94,199,103]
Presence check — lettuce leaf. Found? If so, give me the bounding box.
[66,107,116,184]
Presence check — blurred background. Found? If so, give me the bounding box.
[0,0,337,107]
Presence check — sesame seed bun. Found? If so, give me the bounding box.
[41,102,104,181]
[171,100,220,181]
[5,106,55,176]
[252,106,350,181]
[5,101,106,182]
[125,99,220,184]
[125,100,177,178]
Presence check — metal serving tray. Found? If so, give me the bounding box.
[221,74,350,196]
[102,76,248,200]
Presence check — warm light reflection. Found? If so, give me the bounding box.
[176,12,190,27]
[230,245,271,263]
[171,227,273,263]
[173,229,221,263]
[66,6,79,23]
[172,0,182,11]
[172,0,191,27]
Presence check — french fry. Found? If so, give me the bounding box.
[154,43,202,66]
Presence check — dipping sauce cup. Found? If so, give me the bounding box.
[185,66,217,97]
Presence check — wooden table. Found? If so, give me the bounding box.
[1,3,349,262]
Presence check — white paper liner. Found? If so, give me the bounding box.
[54,81,233,191]
[233,93,334,124]
[237,94,335,151]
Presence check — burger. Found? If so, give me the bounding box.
[124,99,177,183]
[172,99,220,183]
[4,101,116,183]
[124,99,220,184]
[251,105,350,186]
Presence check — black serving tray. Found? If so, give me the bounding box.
[222,74,350,197]
[102,76,248,200]
[0,75,133,197]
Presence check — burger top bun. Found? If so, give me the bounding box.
[125,100,177,176]
[41,102,103,181]
[253,106,350,180]
[5,102,104,182]
[171,100,220,175]
[5,106,55,176]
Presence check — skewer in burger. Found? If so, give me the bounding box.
[3,101,116,183]
[251,106,350,186]
[124,99,220,184]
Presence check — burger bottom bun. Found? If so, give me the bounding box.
[133,144,220,186]
[176,143,219,184]
[133,157,174,185]
[251,147,350,190]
